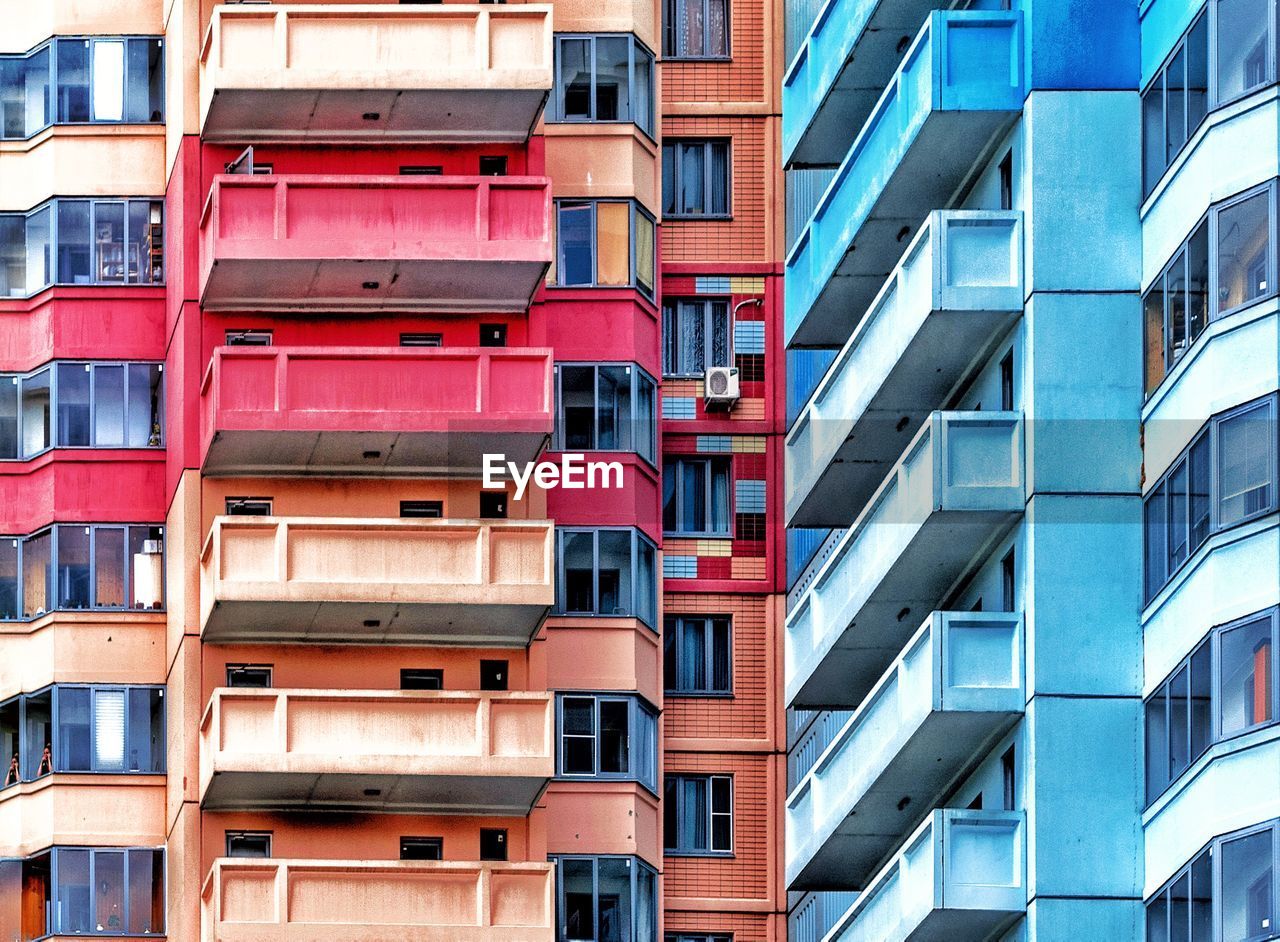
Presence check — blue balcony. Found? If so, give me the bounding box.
[786,411,1024,708]
[785,11,1024,348]
[824,809,1026,941]
[786,612,1023,890]
[786,210,1023,528]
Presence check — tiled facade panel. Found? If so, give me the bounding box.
[663,910,782,941]
[663,592,772,742]
[662,0,768,103]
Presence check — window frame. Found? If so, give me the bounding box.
[664,773,734,856]
[666,935,732,942]
[555,692,659,791]
[550,199,657,297]
[28,845,167,936]
[663,456,733,537]
[661,298,732,377]
[664,615,733,696]
[663,0,731,59]
[554,526,659,628]
[551,34,656,138]
[551,854,659,942]
[662,139,732,220]
[553,362,658,465]
[1144,392,1278,602]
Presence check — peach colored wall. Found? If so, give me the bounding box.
[542,783,661,865]
[0,613,165,698]
[0,129,165,209]
[0,0,162,52]
[547,0,657,53]
[537,618,662,706]
[0,776,166,856]
[167,801,201,942]
[544,126,659,214]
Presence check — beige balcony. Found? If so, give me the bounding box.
[200,689,553,814]
[200,4,553,143]
[202,858,553,941]
[199,517,554,646]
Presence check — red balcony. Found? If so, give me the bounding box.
[198,175,552,313]
[200,346,553,475]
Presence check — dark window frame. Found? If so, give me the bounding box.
[662,140,732,219]
[553,526,659,628]
[661,298,731,377]
[550,198,657,296]
[662,0,731,59]
[551,854,658,942]
[664,773,733,855]
[551,34,656,137]
[553,362,658,465]
[663,456,733,537]
[555,692,658,792]
[664,615,733,696]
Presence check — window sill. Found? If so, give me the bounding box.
[663,849,735,858]
[664,214,734,222]
[663,55,733,62]
[663,690,734,699]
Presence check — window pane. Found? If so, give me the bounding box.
[680,776,708,850]
[56,40,90,123]
[559,39,591,119]
[57,526,91,610]
[558,203,593,286]
[1220,616,1274,736]
[1190,848,1212,941]
[635,211,655,295]
[92,364,125,446]
[1165,48,1187,165]
[126,849,163,935]
[636,536,656,626]
[662,462,678,532]
[679,302,705,375]
[57,200,91,284]
[21,367,50,457]
[681,460,707,532]
[710,461,729,533]
[635,865,656,942]
[708,143,729,214]
[598,530,633,616]
[662,144,676,215]
[682,0,705,57]
[125,39,163,124]
[597,858,634,942]
[91,40,125,121]
[1186,222,1209,350]
[597,366,632,451]
[128,687,162,772]
[711,620,731,691]
[562,697,596,774]
[1216,0,1270,102]
[562,530,596,614]
[56,363,91,447]
[54,848,91,934]
[595,38,629,122]
[1145,693,1168,802]
[635,373,655,464]
[1167,458,1188,572]
[1169,872,1189,942]
[710,302,729,367]
[96,202,126,282]
[663,622,677,689]
[1220,829,1274,940]
[678,144,705,214]
[93,850,126,932]
[599,700,629,774]
[1216,190,1270,313]
[57,686,91,771]
[0,216,25,297]
[662,305,678,375]
[0,376,17,459]
[128,200,156,284]
[1218,402,1273,525]
[708,0,728,55]
[1168,665,1189,780]
[1142,82,1164,194]
[633,49,653,134]
[1186,16,1207,129]
[635,708,655,790]
[0,49,52,139]
[596,202,631,287]
[0,699,16,789]
[1189,643,1212,761]
[93,688,126,771]
[1167,251,1187,362]
[1188,434,1210,551]
[127,363,162,446]
[562,858,595,941]
[129,525,165,609]
[562,365,596,451]
[23,529,52,617]
[0,539,16,620]
[681,618,707,690]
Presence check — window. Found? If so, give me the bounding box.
[1145,608,1277,803]
[479,155,508,176]
[663,458,731,535]
[557,694,657,790]
[0,37,163,141]
[401,669,444,691]
[1145,819,1276,942]
[1001,746,1016,811]
[662,299,730,376]
[400,837,443,861]
[663,141,730,218]
[480,660,508,691]
[479,323,507,347]
[400,500,443,518]
[998,150,1014,211]
[10,846,165,936]
[0,198,163,297]
[480,492,508,519]
[1143,394,1276,601]
[1217,186,1273,316]
[555,528,658,627]
[225,832,271,858]
[555,364,657,463]
[225,330,272,346]
[999,350,1015,411]
[225,498,272,516]
[664,774,732,854]
[1217,0,1271,103]
[400,332,442,347]
[0,524,164,620]
[225,665,272,688]
[663,0,729,58]
[664,616,732,695]
[550,200,656,295]
[480,828,508,861]
[554,855,657,942]
[0,361,162,457]
[553,35,654,136]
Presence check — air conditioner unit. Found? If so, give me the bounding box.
[704,366,740,411]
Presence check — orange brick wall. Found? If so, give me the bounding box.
[662,0,767,103]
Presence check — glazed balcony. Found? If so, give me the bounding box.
[785,11,1024,348]
[200,346,553,475]
[200,689,553,814]
[787,611,1024,890]
[825,810,1026,941]
[198,175,553,313]
[787,211,1023,527]
[787,412,1024,708]
[202,858,553,942]
[199,517,554,645]
[200,4,553,144]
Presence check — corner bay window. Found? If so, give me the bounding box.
[1144,394,1277,601]
[662,299,730,376]
[1146,607,1277,803]
[1144,182,1274,396]
[663,457,731,535]
[555,528,658,627]
[0,846,164,937]
[550,200,655,295]
[662,140,730,218]
[555,855,657,942]
[553,35,654,136]
[664,615,731,694]
[0,524,165,620]
[555,363,657,464]
[664,774,733,854]
[556,693,657,790]
[0,198,164,297]
[1145,819,1277,942]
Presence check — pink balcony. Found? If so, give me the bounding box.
[200,4,554,144]
[198,175,553,313]
[199,517,554,645]
[203,858,553,942]
[200,689,554,814]
[200,346,553,474]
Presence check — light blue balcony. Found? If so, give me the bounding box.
[786,411,1024,708]
[785,11,1024,349]
[783,0,949,168]
[786,612,1024,890]
[825,809,1026,942]
[786,210,1023,528]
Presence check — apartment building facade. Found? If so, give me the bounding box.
[0,0,785,938]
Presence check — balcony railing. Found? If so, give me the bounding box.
[202,858,554,941]
[787,211,1023,527]
[198,174,553,313]
[787,611,1024,890]
[786,412,1024,708]
[825,810,1026,942]
[200,4,554,143]
[785,11,1024,347]
[199,517,554,645]
[200,346,553,475]
[200,689,554,814]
